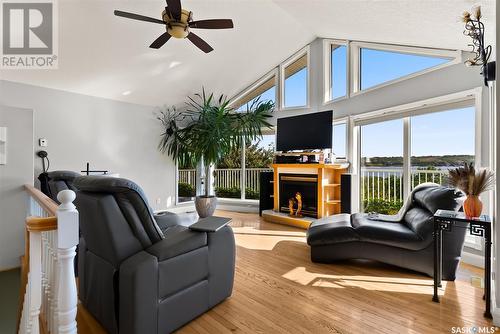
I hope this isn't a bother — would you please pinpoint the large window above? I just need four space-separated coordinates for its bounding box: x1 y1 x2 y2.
360 48 450 90
357 102 476 216
330 45 347 100
283 53 308 108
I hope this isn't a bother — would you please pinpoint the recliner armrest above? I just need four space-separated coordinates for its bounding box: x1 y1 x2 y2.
154 211 199 232
146 228 207 261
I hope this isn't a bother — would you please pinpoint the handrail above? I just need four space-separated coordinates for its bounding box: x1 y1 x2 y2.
26 216 57 232
24 184 57 216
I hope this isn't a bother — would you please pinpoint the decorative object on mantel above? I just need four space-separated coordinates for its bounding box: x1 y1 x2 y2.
461 6 495 85
157 89 274 217
447 162 494 218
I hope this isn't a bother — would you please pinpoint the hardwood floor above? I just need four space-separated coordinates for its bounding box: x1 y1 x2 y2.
77 210 496 334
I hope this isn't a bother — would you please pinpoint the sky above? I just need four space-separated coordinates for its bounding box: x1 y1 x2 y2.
243 48 474 158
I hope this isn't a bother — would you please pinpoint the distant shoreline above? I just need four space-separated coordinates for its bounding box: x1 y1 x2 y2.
361 154 473 167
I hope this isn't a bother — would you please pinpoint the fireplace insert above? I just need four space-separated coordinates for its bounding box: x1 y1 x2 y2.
279 173 318 218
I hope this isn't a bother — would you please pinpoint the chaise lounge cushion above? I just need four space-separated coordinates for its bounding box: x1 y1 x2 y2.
306 214 359 245
351 213 426 250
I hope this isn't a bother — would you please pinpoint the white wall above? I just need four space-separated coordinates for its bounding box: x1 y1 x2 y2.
0 105 33 270
0 80 177 212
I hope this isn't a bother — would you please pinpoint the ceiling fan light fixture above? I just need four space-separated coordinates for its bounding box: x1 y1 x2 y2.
162 9 191 39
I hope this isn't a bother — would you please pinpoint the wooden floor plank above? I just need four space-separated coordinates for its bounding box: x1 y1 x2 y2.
76 210 497 334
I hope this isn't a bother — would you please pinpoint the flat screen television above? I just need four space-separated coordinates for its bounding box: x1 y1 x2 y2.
276 111 333 152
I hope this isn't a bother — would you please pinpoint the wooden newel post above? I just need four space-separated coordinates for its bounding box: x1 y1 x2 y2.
56 190 79 334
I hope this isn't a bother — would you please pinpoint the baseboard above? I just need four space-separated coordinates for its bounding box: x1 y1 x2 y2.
461 250 484 268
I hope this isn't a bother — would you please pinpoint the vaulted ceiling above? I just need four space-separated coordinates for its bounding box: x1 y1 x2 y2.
0 0 495 107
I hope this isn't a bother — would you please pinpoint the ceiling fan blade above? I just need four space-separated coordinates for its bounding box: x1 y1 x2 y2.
114 10 165 25
187 32 213 53
189 19 234 29
150 32 172 49
166 0 182 20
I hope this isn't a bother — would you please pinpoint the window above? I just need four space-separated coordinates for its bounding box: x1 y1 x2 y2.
360 48 450 90
283 53 308 108
356 100 478 234
245 134 275 199
214 133 275 200
234 75 276 111
177 160 197 203
360 119 404 214
411 107 475 188
333 122 347 159
330 45 347 100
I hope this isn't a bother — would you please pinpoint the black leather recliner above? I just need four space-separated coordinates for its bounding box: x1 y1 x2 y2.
74 176 235 334
44 170 80 202
307 184 465 280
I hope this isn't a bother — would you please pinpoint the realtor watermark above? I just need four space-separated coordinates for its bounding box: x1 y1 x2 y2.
1 0 58 69
451 326 498 333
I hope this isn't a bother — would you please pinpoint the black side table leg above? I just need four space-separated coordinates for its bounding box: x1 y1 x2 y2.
438 228 442 287
484 226 492 318
433 220 440 303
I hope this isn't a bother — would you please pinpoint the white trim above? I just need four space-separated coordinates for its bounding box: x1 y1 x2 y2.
323 39 349 103
280 45 310 110
350 41 462 95
352 88 482 125
403 117 411 201
333 118 348 160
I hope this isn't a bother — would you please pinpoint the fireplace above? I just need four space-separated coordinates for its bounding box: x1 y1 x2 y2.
279 173 318 218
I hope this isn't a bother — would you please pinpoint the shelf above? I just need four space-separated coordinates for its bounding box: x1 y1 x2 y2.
324 200 341 205
323 183 340 187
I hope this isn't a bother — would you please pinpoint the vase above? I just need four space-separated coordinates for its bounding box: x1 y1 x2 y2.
463 195 482 218
195 195 217 218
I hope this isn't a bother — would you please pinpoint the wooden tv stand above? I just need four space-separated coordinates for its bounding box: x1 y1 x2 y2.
262 163 348 229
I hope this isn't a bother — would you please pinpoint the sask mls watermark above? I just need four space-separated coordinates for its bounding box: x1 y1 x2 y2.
1 0 58 69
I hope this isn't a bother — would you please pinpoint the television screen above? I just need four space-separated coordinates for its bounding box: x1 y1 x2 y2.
276 111 333 152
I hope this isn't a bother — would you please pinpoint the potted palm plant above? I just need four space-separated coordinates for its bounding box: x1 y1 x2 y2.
448 162 494 218
158 89 274 217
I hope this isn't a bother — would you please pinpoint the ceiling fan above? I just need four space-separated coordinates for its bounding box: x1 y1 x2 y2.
114 0 234 53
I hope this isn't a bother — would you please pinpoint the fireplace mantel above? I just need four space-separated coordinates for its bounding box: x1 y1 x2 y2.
262 163 349 229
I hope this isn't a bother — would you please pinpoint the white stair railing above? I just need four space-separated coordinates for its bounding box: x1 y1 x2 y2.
19 185 79 334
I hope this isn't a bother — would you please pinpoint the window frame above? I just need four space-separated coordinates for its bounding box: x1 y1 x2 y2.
229 68 279 111
333 118 348 161
350 41 462 96
279 46 311 111
323 39 350 104
352 88 483 250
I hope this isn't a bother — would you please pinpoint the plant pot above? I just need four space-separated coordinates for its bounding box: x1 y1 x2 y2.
195 196 217 218
464 195 482 218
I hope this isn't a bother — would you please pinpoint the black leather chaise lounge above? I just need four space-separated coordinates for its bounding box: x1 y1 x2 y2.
74 176 235 334
307 184 465 280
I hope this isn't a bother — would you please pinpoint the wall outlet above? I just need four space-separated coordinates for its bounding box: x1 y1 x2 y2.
39 138 47 147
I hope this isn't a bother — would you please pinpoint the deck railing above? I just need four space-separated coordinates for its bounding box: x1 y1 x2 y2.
18 185 79 334
179 168 272 193
361 168 448 203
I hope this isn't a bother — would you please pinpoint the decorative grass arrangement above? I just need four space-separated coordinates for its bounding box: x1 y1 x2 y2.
448 162 494 217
